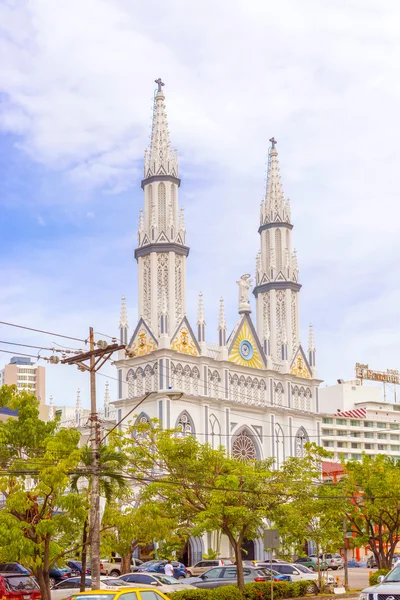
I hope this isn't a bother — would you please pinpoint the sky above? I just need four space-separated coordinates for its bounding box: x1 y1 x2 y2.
1 0 400 409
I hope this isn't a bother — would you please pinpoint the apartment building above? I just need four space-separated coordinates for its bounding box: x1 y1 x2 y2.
320 380 400 461
0 356 48 419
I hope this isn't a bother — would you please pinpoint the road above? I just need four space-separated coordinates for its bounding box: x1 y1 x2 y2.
330 567 375 591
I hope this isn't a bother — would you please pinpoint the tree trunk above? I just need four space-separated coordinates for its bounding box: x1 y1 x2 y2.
80 518 88 592
121 553 133 575
232 540 245 591
35 568 51 600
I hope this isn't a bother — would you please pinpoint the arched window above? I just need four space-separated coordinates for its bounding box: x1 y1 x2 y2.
305 388 312 411
275 423 285 468
184 365 191 394
253 378 259 405
275 229 282 272
144 365 152 392
209 414 221 450
158 182 166 232
265 230 270 271
176 411 195 437
295 427 309 458
260 380 266 405
274 382 284 407
292 385 299 410
231 374 239 402
127 369 135 399
134 411 150 426
239 376 246 403
232 428 260 461
192 367 200 395
136 367 143 396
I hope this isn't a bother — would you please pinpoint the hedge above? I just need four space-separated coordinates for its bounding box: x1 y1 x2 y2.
369 569 390 586
167 580 311 600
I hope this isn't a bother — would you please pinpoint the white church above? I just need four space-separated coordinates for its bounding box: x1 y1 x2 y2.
113 79 323 562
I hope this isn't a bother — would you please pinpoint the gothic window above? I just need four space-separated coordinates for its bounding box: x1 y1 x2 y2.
275 229 282 272
239 376 246 403
295 427 309 458
275 423 285 469
209 413 221 450
274 382 284 407
299 386 305 410
157 253 169 336
265 230 270 271
276 290 286 359
285 229 290 253
134 412 150 426
184 365 191 394
148 184 153 228
291 292 297 352
175 255 183 326
192 367 200 395
246 377 253 405
158 182 166 232
176 411 195 437
292 385 299 410
305 388 312 411
263 293 271 339
144 365 152 392
127 369 135 399
231 374 239 402
260 380 266 406
143 256 151 324
174 363 183 390
136 367 143 396
171 184 177 224
232 428 259 461
253 378 259 405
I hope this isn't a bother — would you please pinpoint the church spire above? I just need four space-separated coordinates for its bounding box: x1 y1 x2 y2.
119 296 128 345
308 323 316 373
144 78 178 179
75 388 81 425
48 395 54 421
104 381 110 418
261 138 291 225
218 297 227 346
197 292 206 343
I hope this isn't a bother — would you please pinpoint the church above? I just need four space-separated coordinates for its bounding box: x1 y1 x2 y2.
113 79 323 562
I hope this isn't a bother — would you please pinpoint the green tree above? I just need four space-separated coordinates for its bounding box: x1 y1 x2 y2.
70 443 129 588
0 386 85 600
341 454 400 568
122 421 326 591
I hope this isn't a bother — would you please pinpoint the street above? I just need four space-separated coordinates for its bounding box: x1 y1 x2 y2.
331 568 376 591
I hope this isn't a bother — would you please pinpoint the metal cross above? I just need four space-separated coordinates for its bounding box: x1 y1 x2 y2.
155 78 165 92
269 137 277 149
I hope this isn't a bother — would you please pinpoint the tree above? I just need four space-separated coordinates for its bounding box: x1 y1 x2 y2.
0 386 85 600
122 421 327 591
341 454 400 568
70 443 129 588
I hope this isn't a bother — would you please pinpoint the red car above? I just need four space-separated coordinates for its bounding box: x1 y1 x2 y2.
0 573 41 600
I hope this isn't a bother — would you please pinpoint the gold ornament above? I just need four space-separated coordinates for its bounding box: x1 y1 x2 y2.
171 327 199 356
290 353 311 379
131 328 157 357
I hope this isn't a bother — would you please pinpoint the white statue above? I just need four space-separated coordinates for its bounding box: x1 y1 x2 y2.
236 274 252 313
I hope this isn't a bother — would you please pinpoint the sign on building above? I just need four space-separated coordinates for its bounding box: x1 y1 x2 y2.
355 363 399 385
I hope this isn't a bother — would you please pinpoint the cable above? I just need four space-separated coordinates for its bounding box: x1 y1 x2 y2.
0 321 86 343
0 348 40 359
0 340 81 354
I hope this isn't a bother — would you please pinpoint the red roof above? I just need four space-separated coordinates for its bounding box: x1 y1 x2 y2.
334 408 366 418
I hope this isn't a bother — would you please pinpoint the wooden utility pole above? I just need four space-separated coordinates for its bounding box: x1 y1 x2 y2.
62 329 125 590
343 516 349 590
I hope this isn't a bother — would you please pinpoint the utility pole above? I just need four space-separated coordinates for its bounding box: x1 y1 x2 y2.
62 329 125 590
343 516 349 590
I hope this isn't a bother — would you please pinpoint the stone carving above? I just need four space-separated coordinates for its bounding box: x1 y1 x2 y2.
236 274 252 313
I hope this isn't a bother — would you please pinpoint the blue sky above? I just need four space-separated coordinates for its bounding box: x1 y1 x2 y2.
1 0 400 408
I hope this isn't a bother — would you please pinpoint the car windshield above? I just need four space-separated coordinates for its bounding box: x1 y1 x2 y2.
4 577 39 591
295 565 311 573
152 576 177 584
71 596 116 600
383 567 400 582
102 579 129 587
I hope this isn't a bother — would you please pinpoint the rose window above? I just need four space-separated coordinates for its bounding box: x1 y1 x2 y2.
232 432 257 461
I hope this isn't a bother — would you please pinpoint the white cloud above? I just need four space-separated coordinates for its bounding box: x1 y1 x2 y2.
1 0 400 395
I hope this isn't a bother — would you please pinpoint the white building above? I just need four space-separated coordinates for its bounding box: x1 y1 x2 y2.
320 380 400 461
112 80 324 563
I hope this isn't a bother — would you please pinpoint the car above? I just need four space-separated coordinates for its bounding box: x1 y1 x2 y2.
0 573 41 600
67 561 91 576
366 555 377 569
0 563 31 575
186 559 233 577
271 563 335 593
101 558 144 577
51 576 135 600
309 553 343 570
359 563 400 600
294 557 328 571
137 561 188 579
347 559 366 568
68 586 170 600
49 565 74 587
119 573 196 592
185 565 288 589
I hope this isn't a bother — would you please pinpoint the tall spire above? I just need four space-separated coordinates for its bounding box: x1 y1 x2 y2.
48 395 54 421
261 139 291 225
119 296 128 345
144 79 178 179
75 388 81 425
308 323 317 373
197 292 206 344
218 297 227 347
104 381 110 418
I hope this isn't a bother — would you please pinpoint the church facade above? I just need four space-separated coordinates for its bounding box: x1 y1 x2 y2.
113 80 323 562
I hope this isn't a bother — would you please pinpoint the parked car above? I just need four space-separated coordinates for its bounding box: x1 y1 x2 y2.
0 573 41 600
186 565 289 589
359 563 400 600
67 561 91 575
100 558 144 577
271 563 334 593
51 576 134 600
137 561 188 579
309 553 343 570
0 564 31 575
366 555 377 569
347 559 366 568
294 557 325 571
49 565 74 587
186 559 233 577
119 573 196 592
70 587 170 600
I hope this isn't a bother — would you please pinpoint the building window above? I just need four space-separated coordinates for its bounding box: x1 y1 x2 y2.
337 442 347 448
295 427 309 458
364 443 374 450
350 420 360 427
323 441 334 448
350 432 361 438
364 421 373 428
391 445 400 451
351 454 362 460
364 432 374 439
378 433 387 440
378 444 387 451
338 430 348 437
391 435 399 440
351 442 360 449
336 418 347 425
322 418 333 424
232 430 258 461
377 423 387 429
322 429 334 436
390 424 399 430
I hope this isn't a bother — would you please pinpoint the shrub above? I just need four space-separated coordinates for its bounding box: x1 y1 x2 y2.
369 569 390 586
212 585 243 600
291 581 310 597
166 590 212 600
243 581 309 600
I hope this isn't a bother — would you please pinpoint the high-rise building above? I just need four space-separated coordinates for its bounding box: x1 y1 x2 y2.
0 356 46 404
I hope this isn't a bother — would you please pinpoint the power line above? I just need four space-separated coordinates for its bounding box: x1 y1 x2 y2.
0 339 81 354
0 321 86 343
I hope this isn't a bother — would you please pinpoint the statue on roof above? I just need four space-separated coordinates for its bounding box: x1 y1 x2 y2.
237 274 252 314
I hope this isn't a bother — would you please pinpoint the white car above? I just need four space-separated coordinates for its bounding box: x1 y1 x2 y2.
272 563 335 593
118 573 196 592
51 576 136 600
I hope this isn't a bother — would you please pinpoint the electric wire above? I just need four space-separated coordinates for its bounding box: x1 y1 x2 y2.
0 320 86 343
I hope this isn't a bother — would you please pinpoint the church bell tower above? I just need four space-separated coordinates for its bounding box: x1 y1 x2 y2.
135 79 189 338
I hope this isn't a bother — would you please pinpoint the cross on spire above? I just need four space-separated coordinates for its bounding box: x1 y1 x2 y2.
155 78 165 93
269 137 277 149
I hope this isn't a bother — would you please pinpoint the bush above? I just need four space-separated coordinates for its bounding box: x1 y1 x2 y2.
166 590 212 600
212 585 243 600
243 581 310 600
369 569 390 586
